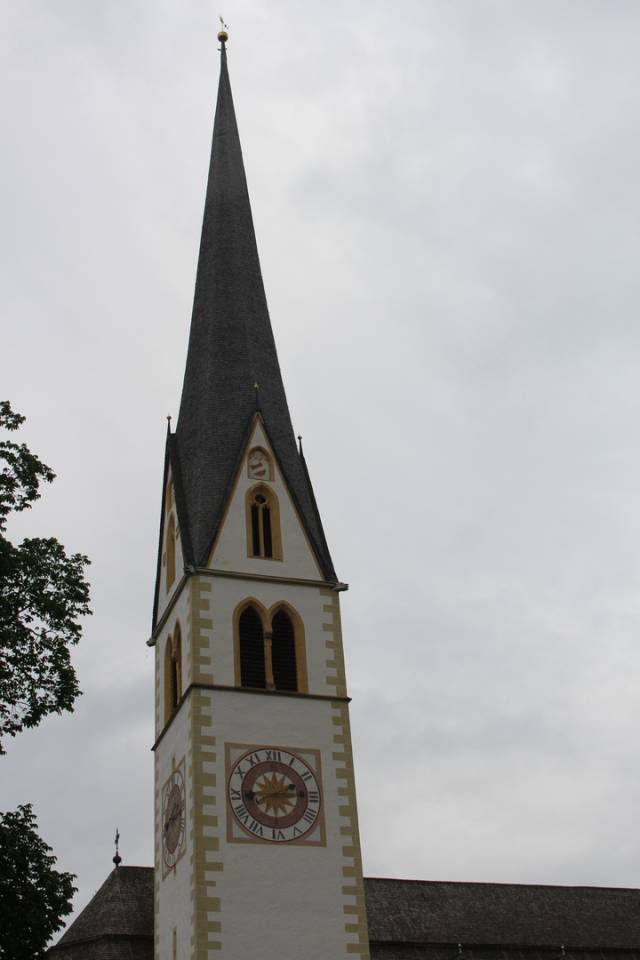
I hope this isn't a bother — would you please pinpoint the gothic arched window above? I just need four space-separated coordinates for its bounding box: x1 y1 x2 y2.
246 485 281 560
172 625 182 708
166 512 176 590
239 606 266 689
271 609 298 692
234 602 307 694
164 624 182 722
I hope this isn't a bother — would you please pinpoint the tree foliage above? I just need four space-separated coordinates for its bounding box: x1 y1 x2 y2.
0 803 76 960
0 401 91 752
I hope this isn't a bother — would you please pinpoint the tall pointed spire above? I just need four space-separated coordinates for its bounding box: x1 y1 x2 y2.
173 35 335 579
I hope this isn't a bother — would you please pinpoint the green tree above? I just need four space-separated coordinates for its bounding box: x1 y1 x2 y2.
0 400 91 753
0 803 76 960
0 402 90 952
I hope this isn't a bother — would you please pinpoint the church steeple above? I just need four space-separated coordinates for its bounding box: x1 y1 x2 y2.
153 37 369 960
172 37 335 580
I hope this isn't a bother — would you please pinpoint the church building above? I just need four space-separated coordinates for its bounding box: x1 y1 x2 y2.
49 30 640 960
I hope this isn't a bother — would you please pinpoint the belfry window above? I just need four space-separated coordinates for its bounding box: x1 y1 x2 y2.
164 625 182 722
239 606 266 689
271 610 297 692
246 485 281 560
235 603 306 694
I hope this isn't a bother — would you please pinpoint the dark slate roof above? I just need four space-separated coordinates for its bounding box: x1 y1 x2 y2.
48 866 153 960
151 430 195 629
49 869 640 959
173 41 335 579
365 877 640 956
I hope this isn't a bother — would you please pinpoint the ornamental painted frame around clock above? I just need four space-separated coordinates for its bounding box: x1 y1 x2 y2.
225 742 326 846
161 758 187 876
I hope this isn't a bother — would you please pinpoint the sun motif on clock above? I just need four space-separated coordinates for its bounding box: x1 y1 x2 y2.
161 760 186 874
226 743 325 845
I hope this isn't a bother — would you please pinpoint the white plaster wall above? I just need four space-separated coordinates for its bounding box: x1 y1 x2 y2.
155 581 196 958
206 689 355 959
203 576 341 697
209 419 322 581
155 702 193 960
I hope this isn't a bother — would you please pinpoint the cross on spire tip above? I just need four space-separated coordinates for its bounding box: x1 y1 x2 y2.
113 828 122 868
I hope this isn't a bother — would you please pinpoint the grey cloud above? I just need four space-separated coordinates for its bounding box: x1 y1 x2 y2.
3 0 640 931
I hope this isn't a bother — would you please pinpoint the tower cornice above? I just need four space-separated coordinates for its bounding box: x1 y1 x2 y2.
151 682 351 752
148 565 345 646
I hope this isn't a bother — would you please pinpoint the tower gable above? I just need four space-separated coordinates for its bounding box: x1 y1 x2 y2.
208 416 323 580
152 435 192 629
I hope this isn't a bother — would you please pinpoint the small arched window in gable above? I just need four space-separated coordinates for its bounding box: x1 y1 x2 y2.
239 606 266 689
246 485 281 561
165 513 176 591
164 625 182 722
271 609 298 692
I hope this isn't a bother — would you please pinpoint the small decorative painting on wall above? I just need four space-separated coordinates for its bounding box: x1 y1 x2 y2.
248 447 272 481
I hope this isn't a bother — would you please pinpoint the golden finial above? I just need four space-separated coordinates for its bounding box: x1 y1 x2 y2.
218 15 229 43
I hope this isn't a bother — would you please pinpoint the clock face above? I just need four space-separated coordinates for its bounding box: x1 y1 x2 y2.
226 744 324 845
162 763 186 871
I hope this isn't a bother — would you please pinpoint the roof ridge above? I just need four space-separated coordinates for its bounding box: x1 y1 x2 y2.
365 876 640 892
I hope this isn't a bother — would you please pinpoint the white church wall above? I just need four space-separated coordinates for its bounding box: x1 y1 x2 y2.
200 575 343 697
201 688 363 958
155 701 193 960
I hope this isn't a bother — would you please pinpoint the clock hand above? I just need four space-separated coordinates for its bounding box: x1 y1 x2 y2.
165 804 181 830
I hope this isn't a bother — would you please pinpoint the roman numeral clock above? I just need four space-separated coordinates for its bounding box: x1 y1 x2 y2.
226 744 324 845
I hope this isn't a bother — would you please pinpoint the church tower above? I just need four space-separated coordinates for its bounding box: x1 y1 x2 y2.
150 30 370 960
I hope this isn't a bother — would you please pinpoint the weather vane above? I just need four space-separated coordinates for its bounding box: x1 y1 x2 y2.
218 15 229 43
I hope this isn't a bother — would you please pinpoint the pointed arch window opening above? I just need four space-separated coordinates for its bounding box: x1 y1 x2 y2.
239 606 266 689
170 657 179 710
271 610 297 692
237 605 304 694
246 486 281 561
164 626 183 723
251 493 272 558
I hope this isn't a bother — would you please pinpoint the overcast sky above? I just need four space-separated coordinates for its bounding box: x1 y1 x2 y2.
3 0 640 937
